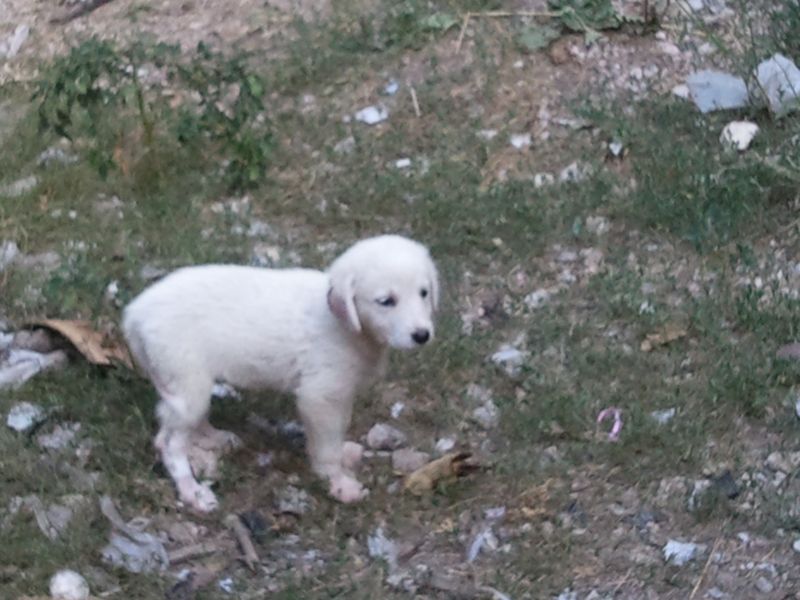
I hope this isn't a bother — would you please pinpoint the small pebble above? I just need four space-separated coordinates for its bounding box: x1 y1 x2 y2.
49 569 90 600
366 423 407 450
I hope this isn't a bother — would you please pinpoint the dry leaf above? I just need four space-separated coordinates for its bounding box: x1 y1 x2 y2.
28 319 133 368
403 452 478 495
640 324 687 352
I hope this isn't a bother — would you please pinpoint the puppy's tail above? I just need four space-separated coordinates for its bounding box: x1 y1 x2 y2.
121 306 153 380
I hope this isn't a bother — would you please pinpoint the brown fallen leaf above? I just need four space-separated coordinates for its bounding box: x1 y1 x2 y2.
27 319 133 369
403 452 479 495
640 324 688 352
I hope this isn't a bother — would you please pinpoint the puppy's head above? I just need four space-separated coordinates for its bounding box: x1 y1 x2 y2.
327 235 439 350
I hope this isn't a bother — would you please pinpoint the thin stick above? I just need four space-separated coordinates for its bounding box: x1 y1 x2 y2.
224 514 259 571
168 542 221 564
51 0 116 24
469 10 560 18
410 87 421 118
455 13 471 53
689 537 722 600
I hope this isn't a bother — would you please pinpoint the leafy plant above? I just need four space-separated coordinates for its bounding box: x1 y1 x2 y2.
33 38 273 191
517 24 561 52
380 1 459 49
548 0 620 31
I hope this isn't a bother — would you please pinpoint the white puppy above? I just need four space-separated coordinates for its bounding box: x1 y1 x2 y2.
122 235 438 512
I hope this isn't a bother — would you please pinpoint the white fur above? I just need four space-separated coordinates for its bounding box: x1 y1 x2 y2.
122 235 438 512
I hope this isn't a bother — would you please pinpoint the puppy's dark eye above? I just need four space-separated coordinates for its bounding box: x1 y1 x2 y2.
377 296 397 307
420 289 428 299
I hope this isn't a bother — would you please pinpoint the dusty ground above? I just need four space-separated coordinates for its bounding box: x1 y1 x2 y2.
2 0 800 599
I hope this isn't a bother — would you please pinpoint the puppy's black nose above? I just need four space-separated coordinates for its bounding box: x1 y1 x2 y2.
412 329 430 345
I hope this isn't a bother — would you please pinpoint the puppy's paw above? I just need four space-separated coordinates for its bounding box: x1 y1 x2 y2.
178 480 219 513
329 474 369 504
341 441 364 472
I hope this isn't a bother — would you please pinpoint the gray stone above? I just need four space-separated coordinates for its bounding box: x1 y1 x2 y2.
366 423 407 450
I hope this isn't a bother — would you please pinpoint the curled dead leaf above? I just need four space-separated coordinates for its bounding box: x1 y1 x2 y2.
403 452 479 495
640 324 687 352
27 319 133 369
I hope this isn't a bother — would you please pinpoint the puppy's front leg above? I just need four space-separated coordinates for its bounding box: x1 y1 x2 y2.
296 392 368 503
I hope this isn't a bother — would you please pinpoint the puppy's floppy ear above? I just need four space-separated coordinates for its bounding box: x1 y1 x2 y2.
327 272 362 332
428 258 440 311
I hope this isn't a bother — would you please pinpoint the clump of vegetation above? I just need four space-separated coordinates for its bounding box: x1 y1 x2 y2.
34 38 273 191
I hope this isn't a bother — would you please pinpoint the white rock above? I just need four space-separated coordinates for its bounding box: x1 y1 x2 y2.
650 408 676 425
7 401 46 432
559 161 591 183
510 133 531 149
0 24 30 59
490 345 527 376
275 485 311 515
384 80 399 95
586 215 610 235
686 70 749 113
49 569 90 600
218 577 235 593
658 41 681 56
671 83 690 99
754 576 773 594
0 240 19 271
608 140 624 157
663 539 705 565
472 400 499 429
366 423 407 450
765 451 795 473
104 280 119 301
394 158 412 169
755 54 800 115
390 401 405 419
368 527 398 569
524 288 551 309
355 105 389 125
467 527 498 562
38 147 79 167
534 173 555 188
720 121 759 151
435 437 456 454
37 422 81 450
792 538 800 553
0 175 38 198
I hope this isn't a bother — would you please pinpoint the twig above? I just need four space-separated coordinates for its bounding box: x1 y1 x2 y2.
410 87 421 118
689 536 722 600
50 0 116 24
224 514 259 571
468 10 560 18
455 13 471 52
168 542 221 564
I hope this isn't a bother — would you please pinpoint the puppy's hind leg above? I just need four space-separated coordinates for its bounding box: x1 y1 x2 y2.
155 377 219 512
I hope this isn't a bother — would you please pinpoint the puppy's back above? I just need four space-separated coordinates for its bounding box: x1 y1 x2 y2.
123 265 335 387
